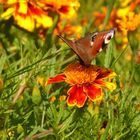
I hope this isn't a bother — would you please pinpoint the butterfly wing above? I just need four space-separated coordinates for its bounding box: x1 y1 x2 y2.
58 35 91 65
58 28 116 66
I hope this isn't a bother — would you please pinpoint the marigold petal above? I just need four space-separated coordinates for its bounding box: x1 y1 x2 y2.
36 14 53 28
107 72 117 79
83 84 102 101
2 0 17 4
1 7 15 19
97 69 116 79
16 14 34 31
47 74 66 85
18 2 28 14
95 80 116 91
67 85 87 108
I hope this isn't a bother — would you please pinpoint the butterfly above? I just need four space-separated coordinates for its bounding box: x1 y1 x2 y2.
58 28 116 66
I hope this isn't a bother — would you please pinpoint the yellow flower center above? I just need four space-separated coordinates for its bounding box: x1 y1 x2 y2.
64 62 99 85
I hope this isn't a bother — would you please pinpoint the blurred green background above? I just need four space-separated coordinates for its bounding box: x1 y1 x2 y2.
0 0 140 139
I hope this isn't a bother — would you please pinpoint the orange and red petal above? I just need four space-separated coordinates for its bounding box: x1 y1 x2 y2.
29 3 53 28
47 74 66 85
0 0 7 3
95 79 116 91
67 85 87 108
83 84 102 101
96 69 116 79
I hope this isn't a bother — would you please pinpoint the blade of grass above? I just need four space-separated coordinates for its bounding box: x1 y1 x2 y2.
0 53 6 74
104 40 113 68
5 49 61 80
58 110 76 134
103 0 116 29
111 45 128 68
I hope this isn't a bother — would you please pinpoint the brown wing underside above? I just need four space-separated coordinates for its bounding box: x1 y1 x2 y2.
58 35 91 65
58 28 116 66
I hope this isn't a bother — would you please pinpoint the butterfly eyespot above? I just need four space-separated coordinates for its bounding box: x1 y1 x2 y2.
104 32 114 44
90 41 94 47
91 32 98 42
99 48 102 52
90 33 98 47
107 36 112 40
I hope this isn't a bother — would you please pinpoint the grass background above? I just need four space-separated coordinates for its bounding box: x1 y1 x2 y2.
0 0 140 139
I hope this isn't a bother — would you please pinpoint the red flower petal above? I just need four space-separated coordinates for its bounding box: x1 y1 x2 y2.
67 85 87 108
47 74 66 85
83 84 102 101
58 6 69 14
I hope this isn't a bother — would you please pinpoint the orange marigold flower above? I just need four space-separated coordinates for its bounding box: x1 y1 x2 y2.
93 7 107 27
92 1 140 49
116 12 140 35
47 62 116 108
49 96 56 103
54 22 82 38
38 0 80 20
0 0 53 31
59 95 66 101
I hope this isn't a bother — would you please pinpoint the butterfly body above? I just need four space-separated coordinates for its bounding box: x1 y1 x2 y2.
58 29 116 66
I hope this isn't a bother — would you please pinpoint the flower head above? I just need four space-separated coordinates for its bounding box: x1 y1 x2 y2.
47 62 116 108
116 12 140 35
38 0 80 19
54 22 82 38
92 0 140 50
0 0 53 31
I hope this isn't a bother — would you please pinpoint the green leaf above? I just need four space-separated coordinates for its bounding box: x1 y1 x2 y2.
111 45 128 68
104 40 113 68
0 53 6 74
58 110 76 134
32 86 41 105
103 0 116 28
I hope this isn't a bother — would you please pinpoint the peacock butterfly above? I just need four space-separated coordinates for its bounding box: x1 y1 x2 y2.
58 28 116 66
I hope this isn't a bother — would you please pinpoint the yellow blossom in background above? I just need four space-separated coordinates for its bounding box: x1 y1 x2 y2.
116 12 140 49
93 0 139 33
92 0 140 49
116 12 140 35
59 95 66 101
0 0 80 35
120 0 131 7
36 76 46 86
38 0 80 37
115 0 140 35
38 0 80 20
49 96 56 103
0 0 53 31
116 3 135 18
